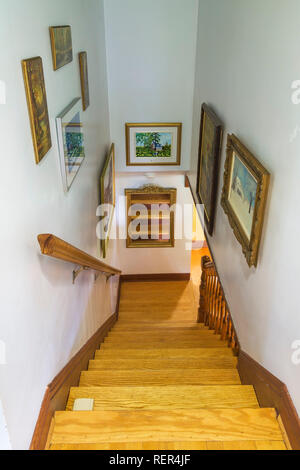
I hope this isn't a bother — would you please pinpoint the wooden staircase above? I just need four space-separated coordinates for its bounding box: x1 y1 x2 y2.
48 280 287 450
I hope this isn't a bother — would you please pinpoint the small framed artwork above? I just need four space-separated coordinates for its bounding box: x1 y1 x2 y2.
22 56 52 164
100 144 116 258
49 25 73 70
79 52 90 111
221 134 270 267
126 123 182 166
196 104 223 236
56 98 85 192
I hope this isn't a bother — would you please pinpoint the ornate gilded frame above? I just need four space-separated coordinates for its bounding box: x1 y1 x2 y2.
22 57 52 164
125 185 177 248
100 144 116 258
79 52 90 111
221 134 270 267
196 104 223 236
125 123 182 166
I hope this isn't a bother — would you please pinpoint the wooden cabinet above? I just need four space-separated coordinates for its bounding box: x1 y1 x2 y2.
125 185 177 248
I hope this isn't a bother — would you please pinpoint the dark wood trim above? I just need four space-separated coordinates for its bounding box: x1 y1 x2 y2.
121 273 191 282
30 312 118 450
238 351 300 450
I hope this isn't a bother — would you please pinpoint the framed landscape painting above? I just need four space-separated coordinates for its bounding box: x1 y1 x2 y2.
196 104 223 235
126 123 182 166
79 52 90 111
221 134 270 267
22 56 52 164
100 144 116 258
56 98 85 192
50 26 73 70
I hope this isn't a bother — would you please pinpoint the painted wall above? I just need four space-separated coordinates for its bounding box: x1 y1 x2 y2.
104 0 199 172
0 0 116 449
189 0 300 415
109 173 194 275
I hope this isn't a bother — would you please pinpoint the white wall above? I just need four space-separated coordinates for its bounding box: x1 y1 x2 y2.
0 0 116 449
0 400 11 451
104 0 199 172
110 173 193 274
189 0 300 415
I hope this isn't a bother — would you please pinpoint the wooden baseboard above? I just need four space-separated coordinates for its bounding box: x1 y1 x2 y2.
30 312 118 450
121 273 191 282
238 351 300 450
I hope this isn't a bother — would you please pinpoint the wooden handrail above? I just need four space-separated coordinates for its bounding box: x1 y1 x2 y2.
38 234 121 278
198 255 239 356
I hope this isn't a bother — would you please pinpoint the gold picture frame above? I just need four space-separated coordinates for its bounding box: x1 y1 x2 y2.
126 123 182 166
49 26 73 71
221 134 270 267
79 52 90 111
22 56 52 164
100 144 116 258
125 185 177 248
197 104 223 236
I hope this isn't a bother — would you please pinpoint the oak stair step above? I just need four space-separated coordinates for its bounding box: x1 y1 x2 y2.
100 339 227 349
106 330 216 340
80 369 242 387
88 357 237 370
95 347 234 360
50 408 283 445
50 441 287 451
67 385 259 411
113 322 206 330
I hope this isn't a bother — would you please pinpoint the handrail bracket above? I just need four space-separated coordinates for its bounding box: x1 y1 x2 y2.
73 266 90 284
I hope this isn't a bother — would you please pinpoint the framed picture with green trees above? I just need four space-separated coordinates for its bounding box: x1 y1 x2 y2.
126 123 182 166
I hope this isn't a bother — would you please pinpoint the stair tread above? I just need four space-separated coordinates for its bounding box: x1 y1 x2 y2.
67 385 259 411
101 340 229 349
95 347 234 359
50 440 286 450
113 323 206 330
106 330 217 340
80 369 242 386
89 357 237 370
51 408 283 444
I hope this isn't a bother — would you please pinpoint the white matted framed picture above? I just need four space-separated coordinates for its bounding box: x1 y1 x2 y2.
56 98 85 192
125 123 182 166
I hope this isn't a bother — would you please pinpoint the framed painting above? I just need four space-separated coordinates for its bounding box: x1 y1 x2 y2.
22 56 52 164
196 104 223 235
221 134 270 267
49 26 73 70
100 144 116 258
56 98 85 192
79 52 90 111
126 123 182 166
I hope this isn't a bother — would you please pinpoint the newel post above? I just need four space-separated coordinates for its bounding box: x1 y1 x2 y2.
198 256 211 323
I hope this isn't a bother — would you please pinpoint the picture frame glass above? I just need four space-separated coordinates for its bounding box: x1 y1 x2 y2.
56 98 85 192
196 104 222 236
198 112 216 221
50 26 73 70
228 151 258 241
126 124 181 166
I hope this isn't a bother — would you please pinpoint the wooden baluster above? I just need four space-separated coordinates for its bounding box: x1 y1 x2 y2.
221 306 229 341
198 257 210 323
227 318 233 347
215 293 223 335
220 299 227 335
205 275 214 326
209 275 216 329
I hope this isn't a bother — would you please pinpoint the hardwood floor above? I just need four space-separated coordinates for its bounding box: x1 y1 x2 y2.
48 275 286 451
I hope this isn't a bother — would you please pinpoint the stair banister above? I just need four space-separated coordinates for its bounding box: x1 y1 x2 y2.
198 255 239 356
38 234 121 283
